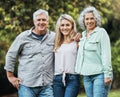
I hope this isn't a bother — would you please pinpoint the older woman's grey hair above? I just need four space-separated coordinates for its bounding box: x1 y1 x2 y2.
78 6 101 30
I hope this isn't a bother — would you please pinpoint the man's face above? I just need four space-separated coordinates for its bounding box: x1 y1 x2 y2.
33 13 48 34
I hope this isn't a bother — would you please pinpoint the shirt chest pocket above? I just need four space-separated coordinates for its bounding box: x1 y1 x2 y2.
22 43 37 55
84 41 99 51
43 43 54 53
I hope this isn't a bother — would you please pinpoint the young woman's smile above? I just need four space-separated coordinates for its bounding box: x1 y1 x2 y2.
60 19 72 36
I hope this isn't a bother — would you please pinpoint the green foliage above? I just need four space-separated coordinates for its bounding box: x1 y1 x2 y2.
0 0 120 89
78 89 120 97
102 0 120 42
111 39 120 88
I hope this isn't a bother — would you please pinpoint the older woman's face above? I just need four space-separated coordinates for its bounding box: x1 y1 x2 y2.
84 12 96 31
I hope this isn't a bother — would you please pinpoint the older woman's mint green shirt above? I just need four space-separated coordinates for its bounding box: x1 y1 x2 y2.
75 27 113 79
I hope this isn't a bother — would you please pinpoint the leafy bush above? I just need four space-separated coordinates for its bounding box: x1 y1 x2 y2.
111 39 120 88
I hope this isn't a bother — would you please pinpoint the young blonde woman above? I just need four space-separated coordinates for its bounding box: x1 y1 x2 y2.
53 14 80 97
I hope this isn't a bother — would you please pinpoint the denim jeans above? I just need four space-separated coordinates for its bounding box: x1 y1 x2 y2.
18 84 54 97
53 74 80 97
83 73 111 97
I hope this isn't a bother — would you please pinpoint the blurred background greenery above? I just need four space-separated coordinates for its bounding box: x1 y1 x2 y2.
0 0 120 96
78 89 120 97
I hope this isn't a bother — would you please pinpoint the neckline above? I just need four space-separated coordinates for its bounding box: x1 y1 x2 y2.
62 41 74 45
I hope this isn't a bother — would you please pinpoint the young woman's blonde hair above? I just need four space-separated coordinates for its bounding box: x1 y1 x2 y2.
54 14 77 52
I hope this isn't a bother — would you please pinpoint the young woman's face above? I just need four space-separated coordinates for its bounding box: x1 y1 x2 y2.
59 19 72 36
84 12 96 31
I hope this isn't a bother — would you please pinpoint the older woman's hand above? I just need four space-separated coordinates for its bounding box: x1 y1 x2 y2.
105 78 112 86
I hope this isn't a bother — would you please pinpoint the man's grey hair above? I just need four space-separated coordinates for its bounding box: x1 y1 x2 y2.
33 9 49 20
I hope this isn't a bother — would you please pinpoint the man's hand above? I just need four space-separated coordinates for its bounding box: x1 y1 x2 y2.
8 76 22 89
7 71 22 89
73 33 82 42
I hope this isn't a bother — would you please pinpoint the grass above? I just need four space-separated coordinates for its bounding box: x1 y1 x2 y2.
77 89 120 97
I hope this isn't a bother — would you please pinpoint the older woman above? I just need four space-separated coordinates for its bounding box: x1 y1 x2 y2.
75 6 113 97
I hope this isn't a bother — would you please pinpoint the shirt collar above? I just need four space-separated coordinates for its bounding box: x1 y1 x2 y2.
82 26 100 37
27 26 50 36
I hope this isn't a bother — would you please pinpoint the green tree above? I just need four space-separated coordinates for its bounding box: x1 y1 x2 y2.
0 0 120 90
112 39 120 88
